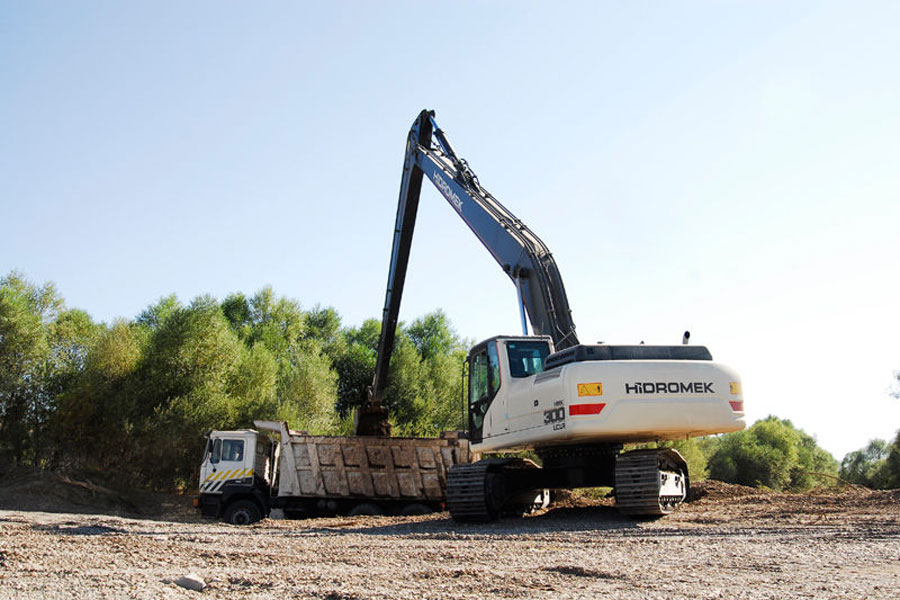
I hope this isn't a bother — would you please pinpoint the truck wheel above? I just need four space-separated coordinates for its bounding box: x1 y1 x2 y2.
348 503 383 516
400 503 432 516
223 500 262 525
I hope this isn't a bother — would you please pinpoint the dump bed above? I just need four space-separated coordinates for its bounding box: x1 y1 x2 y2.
255 421 475 506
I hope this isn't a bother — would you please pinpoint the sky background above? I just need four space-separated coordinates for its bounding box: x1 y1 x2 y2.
2 1 898 460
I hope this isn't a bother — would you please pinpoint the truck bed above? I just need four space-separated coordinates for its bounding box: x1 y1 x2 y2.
255 422 476 509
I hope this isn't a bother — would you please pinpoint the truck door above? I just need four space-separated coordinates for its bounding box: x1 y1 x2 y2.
201 436 250 493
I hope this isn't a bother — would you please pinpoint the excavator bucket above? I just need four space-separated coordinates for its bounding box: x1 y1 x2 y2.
354 405 392 437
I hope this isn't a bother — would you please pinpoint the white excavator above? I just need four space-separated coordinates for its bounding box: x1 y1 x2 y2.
358 110 745 521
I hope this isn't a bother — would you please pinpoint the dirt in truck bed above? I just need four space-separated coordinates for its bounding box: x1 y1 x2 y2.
0 472 898 599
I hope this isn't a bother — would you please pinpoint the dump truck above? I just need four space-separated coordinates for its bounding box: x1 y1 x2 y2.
195 421 476 524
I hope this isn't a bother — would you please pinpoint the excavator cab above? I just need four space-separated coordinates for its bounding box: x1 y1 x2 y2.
466 336 553 443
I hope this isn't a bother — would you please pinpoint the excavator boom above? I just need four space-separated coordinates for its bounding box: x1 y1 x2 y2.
356 110 579 436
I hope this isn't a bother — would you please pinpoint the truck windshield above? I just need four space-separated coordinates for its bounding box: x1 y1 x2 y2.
506 340 550 378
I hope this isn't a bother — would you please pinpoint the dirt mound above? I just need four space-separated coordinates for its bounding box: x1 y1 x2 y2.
0 468 195 520
551 488 613 508
687 479 766 502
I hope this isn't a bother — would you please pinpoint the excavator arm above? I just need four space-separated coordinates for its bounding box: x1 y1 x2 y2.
356 110 579 436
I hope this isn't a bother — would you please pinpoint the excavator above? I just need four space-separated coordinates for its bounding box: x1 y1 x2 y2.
358 110 745 520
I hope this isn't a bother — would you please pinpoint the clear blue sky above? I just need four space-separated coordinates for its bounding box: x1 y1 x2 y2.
3 1 898 460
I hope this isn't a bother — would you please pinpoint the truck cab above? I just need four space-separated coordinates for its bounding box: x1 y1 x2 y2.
195 429 274 524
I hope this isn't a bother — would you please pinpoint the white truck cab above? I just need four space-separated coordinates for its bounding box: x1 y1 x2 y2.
195 429 274 524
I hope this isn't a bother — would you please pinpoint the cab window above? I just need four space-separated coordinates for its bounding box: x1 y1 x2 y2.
470 352 489 405
488 342 501 390
222 439 244 462
506 340 550 378
468 340 501 436
210 438 222 464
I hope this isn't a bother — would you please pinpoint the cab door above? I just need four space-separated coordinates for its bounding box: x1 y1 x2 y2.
200 436 250 493
468 340 505 443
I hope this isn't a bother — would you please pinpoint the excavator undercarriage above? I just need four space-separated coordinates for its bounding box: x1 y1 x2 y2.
447 446 690 521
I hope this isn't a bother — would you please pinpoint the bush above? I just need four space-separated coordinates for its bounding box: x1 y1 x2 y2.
842 431 900 489
707 416 838 492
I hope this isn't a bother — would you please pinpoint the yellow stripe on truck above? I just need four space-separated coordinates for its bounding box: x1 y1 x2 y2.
207 468 253 487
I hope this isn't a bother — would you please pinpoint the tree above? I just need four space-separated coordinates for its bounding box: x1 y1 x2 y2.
883 430 900 489
407 310 458 360
333 319 380 417
0 272 64 465
385 335 428 436
333 337 376 417
40 309 103 463
246 286 305 359
228 342 278 428
220 292 252 340
276 340 339 434
840 439 890 488
707 416 839 491
54 320 147 472
330 311 467 434
419 347 468 433
304 305 346 361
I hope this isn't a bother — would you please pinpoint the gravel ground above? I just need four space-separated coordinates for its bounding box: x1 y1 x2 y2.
1 482 898 599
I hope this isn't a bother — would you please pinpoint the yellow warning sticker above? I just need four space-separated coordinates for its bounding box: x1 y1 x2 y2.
577 382 603 397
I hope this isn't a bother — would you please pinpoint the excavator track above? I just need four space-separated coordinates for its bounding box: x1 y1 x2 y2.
446 461 499 522
614 448 689 517
447 457 545 522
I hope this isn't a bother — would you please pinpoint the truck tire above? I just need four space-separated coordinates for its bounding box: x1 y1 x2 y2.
223 499 262 525
348 503 383 516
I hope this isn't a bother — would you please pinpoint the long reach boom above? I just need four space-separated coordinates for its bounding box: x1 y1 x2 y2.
357 110 578 436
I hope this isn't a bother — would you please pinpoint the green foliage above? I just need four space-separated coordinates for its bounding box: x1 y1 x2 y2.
0 272 61 465
407 309 457 360
304 305 346 360
245 286 305 358
14 269 891 499
707 416 838 491
54 320 147 466
333 337 376 416
841 433 900 489
385 313 466 436
136 294 181 330
229 343 278 427
665 438 710 481
276 341 339 434
884 430 900 489
385 336 428 436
